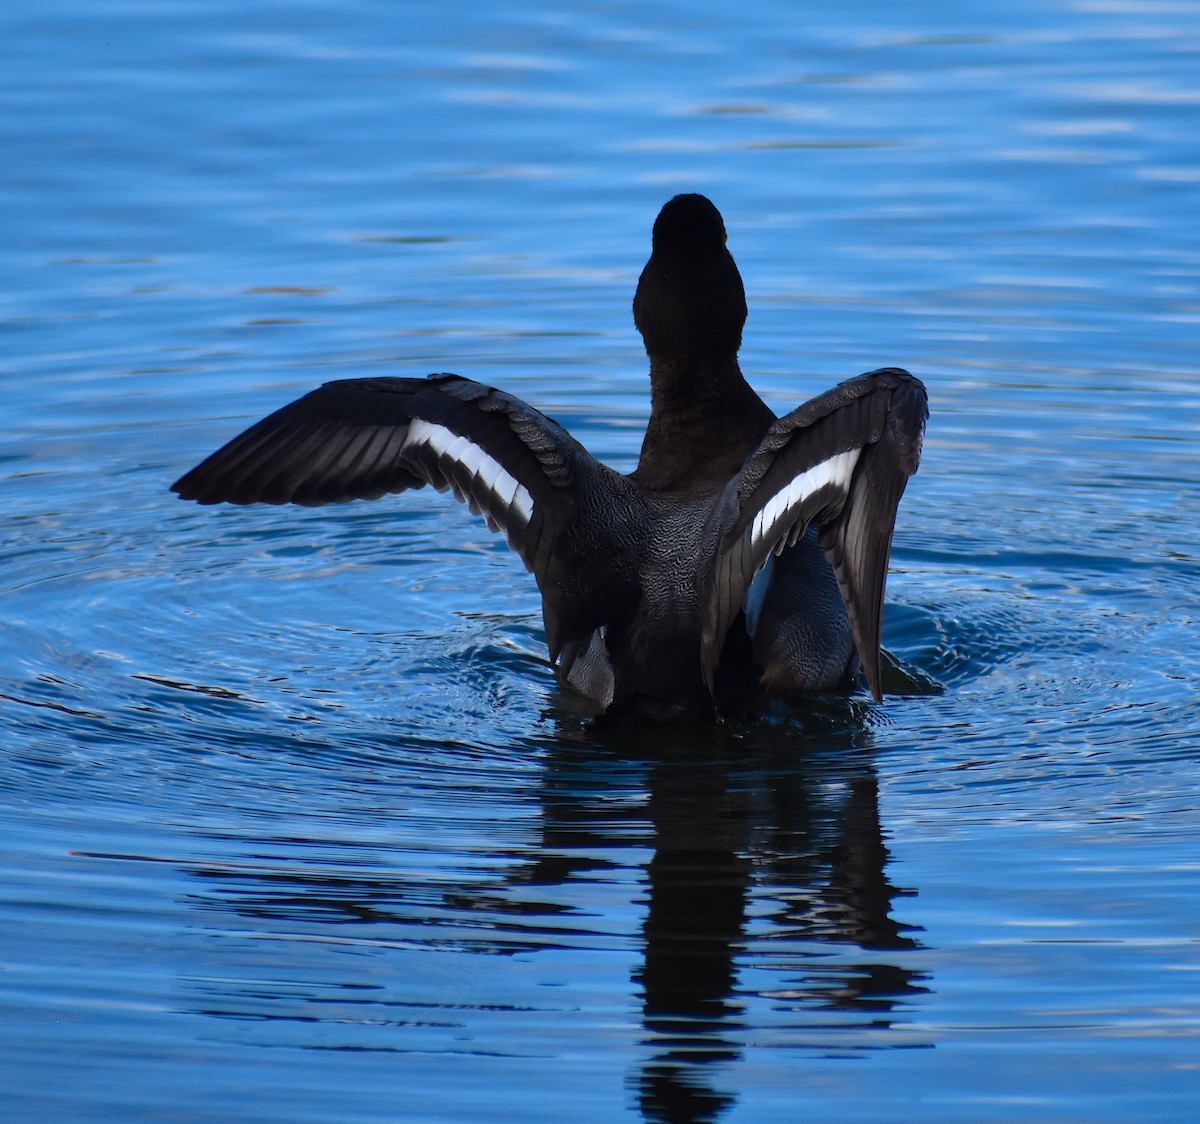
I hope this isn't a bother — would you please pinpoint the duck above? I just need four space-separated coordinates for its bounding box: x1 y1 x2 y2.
172 194 927 721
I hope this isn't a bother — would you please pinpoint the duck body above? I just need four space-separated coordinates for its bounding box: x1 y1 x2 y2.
173 195 927 721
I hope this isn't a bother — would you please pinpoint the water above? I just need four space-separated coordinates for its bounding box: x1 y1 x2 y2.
2 0 1199 1119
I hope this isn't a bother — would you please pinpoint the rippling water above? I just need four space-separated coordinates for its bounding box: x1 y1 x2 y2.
3 0 1199 1120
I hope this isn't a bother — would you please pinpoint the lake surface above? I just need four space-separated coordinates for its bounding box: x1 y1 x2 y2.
2 0 1199 1119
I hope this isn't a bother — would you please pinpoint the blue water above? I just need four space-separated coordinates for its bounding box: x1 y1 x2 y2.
3 0 1199 1120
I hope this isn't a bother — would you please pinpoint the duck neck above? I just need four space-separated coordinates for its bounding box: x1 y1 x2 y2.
633 354 775 493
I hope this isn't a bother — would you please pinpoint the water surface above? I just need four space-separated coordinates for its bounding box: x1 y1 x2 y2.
2 1 1199 1120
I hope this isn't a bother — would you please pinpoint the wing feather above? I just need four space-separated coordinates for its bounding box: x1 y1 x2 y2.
701 367 927 699
171 374 625 611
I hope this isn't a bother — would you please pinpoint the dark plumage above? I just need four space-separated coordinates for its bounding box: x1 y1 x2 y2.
172 194 927 721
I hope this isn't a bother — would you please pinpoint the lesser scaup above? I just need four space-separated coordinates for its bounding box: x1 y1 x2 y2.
173 194 927 720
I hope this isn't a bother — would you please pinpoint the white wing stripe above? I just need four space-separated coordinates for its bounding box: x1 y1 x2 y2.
405 420 535 524
749 448 861 550
477 455 505 499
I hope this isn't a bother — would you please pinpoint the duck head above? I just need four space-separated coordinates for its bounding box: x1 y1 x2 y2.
632 194 748 368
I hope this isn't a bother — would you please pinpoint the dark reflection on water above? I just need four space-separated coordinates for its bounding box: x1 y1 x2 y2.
623 727 925 1123
147 713 927 1124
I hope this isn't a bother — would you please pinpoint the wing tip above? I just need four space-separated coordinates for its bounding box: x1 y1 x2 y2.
170 474 209 504
864 665 884 702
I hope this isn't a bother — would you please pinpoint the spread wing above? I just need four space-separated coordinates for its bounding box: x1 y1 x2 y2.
171 373 640 669
701 367 927 700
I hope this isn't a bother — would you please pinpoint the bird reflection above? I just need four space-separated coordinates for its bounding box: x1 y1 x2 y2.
170 704 925 1124
635 745 751 1123
537 715 924 1124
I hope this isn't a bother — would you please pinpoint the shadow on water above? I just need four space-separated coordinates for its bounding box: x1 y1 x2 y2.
152 700 927 1124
